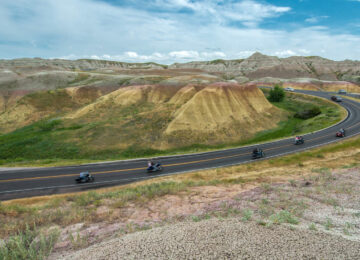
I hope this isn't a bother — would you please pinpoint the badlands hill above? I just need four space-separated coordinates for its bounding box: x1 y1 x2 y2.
57 83 285 149
0 81 288 158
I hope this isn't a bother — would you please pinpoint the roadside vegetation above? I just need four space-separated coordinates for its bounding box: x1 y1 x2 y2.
1 134 359 258
242 89 345 145
268 84 285 102
0 225 59 260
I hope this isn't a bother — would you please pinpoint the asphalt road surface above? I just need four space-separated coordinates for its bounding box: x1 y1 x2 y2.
1 90 360 200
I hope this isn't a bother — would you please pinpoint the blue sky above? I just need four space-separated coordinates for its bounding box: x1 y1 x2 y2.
0 0 359 63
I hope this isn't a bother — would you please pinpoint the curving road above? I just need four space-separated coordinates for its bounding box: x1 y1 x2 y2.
1 90 360 201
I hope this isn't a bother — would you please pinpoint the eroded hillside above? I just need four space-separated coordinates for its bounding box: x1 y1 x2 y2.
62 83 286 150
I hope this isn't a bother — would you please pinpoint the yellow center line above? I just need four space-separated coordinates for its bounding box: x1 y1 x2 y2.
0 167 147 183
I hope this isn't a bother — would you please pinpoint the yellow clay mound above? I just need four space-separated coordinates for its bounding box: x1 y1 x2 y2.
65 86 103 104
68 85 181 119
165 83 284 135
0 86 105 133
0 103 39 133
168 84 201 105
65 83 286 148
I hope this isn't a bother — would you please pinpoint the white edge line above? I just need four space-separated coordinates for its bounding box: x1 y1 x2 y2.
1 131 359 195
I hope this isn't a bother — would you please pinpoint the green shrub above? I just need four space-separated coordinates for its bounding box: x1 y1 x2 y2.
268 85 285 102
0 225 59 260
269 210 299 225
36 120 62 132
241 209 253 221
294 106 321 119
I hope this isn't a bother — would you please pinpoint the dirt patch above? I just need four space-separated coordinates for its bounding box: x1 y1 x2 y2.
50 167 360 259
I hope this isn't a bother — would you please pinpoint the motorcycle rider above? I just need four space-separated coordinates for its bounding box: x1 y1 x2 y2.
295 136 304 143
148 160 155 170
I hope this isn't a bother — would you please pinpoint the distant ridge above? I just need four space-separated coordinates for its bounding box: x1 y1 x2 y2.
0 53 359 83
169 53 360 84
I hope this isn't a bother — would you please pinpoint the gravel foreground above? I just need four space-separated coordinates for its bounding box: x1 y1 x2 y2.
59 218 360 260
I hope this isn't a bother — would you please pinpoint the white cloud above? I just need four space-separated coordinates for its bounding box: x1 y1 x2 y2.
124 52 139 58
0 0 359 62
273 50 297 57
90 55 101 60
305 16 329 23
236 51 256 58
200 51 226 59
305 17 319 23
169 51 200 59
152 0 291 26
56 51 229 63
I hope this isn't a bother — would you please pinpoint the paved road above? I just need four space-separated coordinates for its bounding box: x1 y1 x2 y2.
1 90 360 200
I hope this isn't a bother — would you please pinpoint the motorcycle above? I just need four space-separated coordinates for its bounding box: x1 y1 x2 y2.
252 148 265 159
335 129 345 138
75 171 95 183
147 162 163 173
294 136 304 145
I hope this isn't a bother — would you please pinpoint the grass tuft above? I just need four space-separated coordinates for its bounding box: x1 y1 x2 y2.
269 210 299 225
0 225 59 260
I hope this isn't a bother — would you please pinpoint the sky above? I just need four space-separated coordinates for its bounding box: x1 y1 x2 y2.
0 0 360 64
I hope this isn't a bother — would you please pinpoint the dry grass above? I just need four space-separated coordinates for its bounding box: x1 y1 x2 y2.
340 95 360 102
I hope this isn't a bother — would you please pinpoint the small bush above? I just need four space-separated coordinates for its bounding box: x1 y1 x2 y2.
241 209 253 221
309 223 317 231
75 191 102 207
0 225 59 260
294 106 321 119
324 218 334 230
269 210 299 225
192 216 201 222
37 120 62 132
69 232 89 249
268 85 285 102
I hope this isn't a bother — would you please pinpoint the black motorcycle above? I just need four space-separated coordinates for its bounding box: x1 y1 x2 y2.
294 136 304 145
252 148 265 159
75 171 95 183
147 162 163 173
